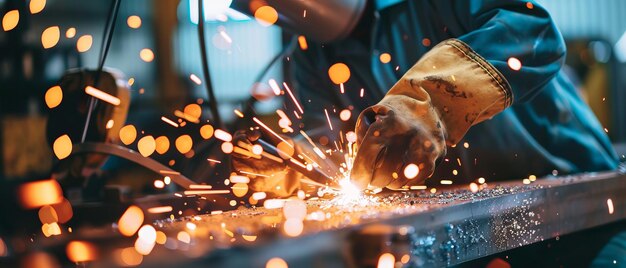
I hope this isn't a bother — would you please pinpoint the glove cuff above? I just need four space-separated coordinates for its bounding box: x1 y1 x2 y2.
384 39 513 145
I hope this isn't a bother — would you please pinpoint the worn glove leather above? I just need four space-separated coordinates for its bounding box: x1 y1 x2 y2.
351 39 512 189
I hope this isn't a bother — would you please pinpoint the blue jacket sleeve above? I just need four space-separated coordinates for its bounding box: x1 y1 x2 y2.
457 0 566 103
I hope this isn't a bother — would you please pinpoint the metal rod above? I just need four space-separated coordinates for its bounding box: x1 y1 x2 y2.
197 0 223 129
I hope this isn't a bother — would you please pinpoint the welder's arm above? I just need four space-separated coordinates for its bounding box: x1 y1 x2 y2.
350 0 566 189
350 39 512 189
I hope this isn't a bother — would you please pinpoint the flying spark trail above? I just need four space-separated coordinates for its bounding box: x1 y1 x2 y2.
324 109 333 131
183 190 230 195
253 117 293 148
283 82 304 114
85 86 120 105
161 116 179 127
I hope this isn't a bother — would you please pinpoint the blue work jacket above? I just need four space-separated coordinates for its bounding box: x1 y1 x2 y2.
291 0 618 183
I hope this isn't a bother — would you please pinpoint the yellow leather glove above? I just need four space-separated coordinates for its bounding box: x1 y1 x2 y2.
350 39 512 189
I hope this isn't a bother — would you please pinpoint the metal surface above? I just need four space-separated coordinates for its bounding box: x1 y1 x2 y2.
71 142 195 189
142 170 626 267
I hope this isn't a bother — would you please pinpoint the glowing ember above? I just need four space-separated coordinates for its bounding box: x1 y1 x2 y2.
155 136 170 154
183 190 230 195
156 231 167 244
328 63 350 84
38 205 58 224
183 103 202 121
379 53 391 64
44 85 63 108
264 199 286 209
200 124 214 139
119 125 137 145
232 183 249 197
268 79 281 95
65 27 76 38
252 192 267 200
377 253 395 268
41 26 60 49
266 258 288 268
177 231 191 244
283 218 303 237
298 35 308 50
324 109 333 131
105 119 114 129
339 109 351 121
153 180 164 188
127 15 142 29
137 136 156 157
147 206 172 214
254 6 278 26
401 254 411 264
403 164 419 179
116 247 143 266
230 175 250 183
30 0 46 14
283 199 307 220
85 86 120 105
134 236 155 255
214 129 232 142
507 57 522 71
51 134 73 161
440 180 453 185
2 10 19 31
139 48 154 62
469 182 479 193
221 142 234 154
76 35 93 52
66 241 97 263
252 144 263 155
118 206 144 237
161 116 179 127
175 135 193 154
607 198 614 214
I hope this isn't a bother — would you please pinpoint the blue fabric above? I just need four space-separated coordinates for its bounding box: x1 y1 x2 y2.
291 0 618 182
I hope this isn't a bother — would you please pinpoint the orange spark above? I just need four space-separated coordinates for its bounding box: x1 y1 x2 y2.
41 26 60 49
2 10 19 31
85 86 120 105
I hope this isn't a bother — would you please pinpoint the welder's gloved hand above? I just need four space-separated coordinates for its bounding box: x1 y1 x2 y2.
351 39 513 189
231 129 302 197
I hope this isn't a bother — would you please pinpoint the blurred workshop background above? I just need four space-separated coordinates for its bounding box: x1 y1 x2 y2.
0 0 625 185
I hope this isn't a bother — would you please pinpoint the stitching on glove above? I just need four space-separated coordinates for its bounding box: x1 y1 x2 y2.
445 39 514 108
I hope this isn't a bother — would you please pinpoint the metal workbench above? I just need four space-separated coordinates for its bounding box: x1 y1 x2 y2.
133 169 626 267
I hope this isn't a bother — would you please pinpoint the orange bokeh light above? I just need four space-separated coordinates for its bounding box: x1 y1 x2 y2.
137 135 156 157
175 135 193 154
328 63 350 84
119 125 137 145
2 10 19 31
45 85 63 109
66 241 98 263
200 124 214 139
118 205 144 237
19 179 63 209
254 6 278 26
155 136 170 154
76 35 93 52
41 26 60 49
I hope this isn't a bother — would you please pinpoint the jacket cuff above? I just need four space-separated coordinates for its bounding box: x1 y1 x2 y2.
384 38 513 145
